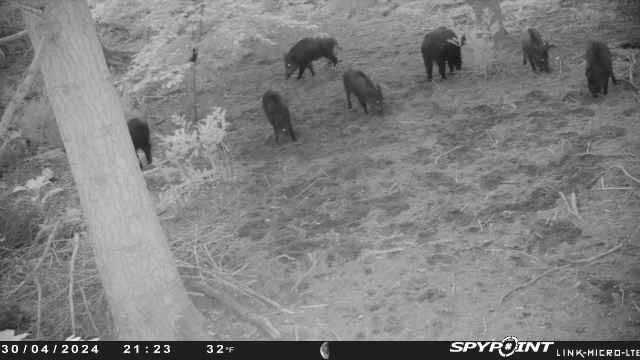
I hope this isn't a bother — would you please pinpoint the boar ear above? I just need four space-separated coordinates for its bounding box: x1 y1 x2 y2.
460 34 466 46
377 83 383 96
446 38 460 47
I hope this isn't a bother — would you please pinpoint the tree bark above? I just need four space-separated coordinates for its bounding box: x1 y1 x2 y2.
23 0 207 340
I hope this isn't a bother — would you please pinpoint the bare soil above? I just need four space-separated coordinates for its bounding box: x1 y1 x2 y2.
184 3 640 340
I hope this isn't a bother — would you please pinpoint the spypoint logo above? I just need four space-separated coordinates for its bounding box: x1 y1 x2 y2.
498 336 518 358
449 336 554 358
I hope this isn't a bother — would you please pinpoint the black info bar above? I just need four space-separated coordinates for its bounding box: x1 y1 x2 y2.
0 340 639 359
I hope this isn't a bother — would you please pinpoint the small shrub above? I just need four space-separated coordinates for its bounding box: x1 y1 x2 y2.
156 108 231 213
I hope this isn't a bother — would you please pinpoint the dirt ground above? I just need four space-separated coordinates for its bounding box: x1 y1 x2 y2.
182 2 640 340
2 0 640 340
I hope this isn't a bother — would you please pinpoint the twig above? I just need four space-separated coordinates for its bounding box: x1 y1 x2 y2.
203 242 221 272
68 233 80 336
598 175 633 190
565 242 625 265
559 191 583 221
231 262 249 276
434 145 463 165
298 304 329 309
629 52 635 85
293 174 326 199
34 276 42 339
193 225 201 277
286 223 307 240
500 225 638 305
570 192 580 218
189 280 281 339
8 1 45 15
451 273 456 296
41 188 63 205
610 165 640 185
0 30 28 45
360 247 404 260
293 253 318 292
7 221 59 296
79 286 99 336
0 33 48 148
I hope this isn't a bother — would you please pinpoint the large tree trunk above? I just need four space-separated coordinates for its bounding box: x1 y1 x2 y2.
23 0 207 339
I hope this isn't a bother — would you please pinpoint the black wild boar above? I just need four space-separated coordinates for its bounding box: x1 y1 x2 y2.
262 90 297 144
521 28 554 73
421 27 466 81
284 37 339 80
343 69 383 115
585 40 617 97
127 117 151 169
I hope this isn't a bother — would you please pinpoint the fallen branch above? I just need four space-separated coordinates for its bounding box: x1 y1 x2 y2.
0 33 47 149
500 225 639 305
180 269 293 314
189 280 281 339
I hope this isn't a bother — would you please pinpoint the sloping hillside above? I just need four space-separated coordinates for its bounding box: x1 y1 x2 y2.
187 0 640 340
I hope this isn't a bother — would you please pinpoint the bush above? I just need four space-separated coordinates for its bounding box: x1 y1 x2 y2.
155 108 231 214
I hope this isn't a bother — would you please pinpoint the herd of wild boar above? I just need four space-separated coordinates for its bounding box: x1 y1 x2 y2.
127 26 620 166
259 26 619 145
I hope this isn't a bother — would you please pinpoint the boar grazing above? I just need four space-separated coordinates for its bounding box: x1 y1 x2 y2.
521 28 554 73
127 118 151 169
284 37 339 80
343 69 383 115
585 40 617 97
421 27 466 81
262 90 297 144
